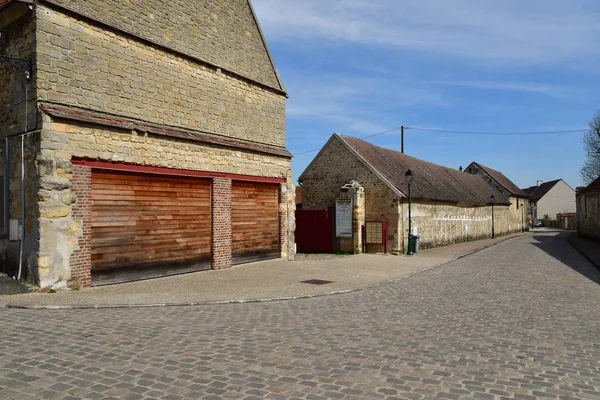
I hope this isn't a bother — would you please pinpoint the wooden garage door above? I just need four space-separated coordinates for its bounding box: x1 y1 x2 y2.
231 181 280 264
91 170 211 285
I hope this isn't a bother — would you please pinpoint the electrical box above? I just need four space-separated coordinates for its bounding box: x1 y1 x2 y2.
9 219 19 241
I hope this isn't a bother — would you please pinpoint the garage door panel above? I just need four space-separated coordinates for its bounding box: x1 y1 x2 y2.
91 170 212 285
231 181 280 265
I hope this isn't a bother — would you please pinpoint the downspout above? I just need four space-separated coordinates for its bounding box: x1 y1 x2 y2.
17 67 31 280
0 55 32 281
286 169 292 261
4 138 9 237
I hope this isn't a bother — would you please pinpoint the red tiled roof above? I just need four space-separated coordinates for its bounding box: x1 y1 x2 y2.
338 135 510 205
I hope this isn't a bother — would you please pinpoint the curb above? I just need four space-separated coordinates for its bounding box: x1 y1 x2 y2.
1 233 529 310
568 232 600 269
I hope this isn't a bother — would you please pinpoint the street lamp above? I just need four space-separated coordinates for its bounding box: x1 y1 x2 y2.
405 169 414 255
491 194 495 239
521 201 524 233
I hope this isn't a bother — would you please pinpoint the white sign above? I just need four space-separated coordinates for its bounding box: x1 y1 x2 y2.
336 199 353 238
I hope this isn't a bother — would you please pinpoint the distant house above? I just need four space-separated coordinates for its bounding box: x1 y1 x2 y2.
521 180 576 221
576 177 600 241
465 162 529 232
299 134 513 254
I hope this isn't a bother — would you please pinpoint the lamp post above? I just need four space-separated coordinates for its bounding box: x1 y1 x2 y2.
521 201 525 232
405 169 414 255
491 194 496 239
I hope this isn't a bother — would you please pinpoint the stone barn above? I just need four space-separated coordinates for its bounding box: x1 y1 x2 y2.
298 134 513 254
0 0 295 288
465 162 529 233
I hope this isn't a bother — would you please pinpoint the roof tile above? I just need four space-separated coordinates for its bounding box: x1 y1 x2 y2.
468 162 527 197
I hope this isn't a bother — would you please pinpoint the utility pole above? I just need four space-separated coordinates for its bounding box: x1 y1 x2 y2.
401 125 404 153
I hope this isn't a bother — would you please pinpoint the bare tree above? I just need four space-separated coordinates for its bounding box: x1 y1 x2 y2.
580 110 600 185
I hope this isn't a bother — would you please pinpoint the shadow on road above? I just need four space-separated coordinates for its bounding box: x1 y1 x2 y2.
531 232 600 285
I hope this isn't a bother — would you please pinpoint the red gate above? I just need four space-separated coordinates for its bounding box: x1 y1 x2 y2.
295 207 333 253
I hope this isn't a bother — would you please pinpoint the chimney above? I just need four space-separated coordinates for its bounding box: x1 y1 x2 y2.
537 180 543 187
459 166 463 172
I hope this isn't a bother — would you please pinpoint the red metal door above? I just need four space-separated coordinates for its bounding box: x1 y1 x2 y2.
295 207 333 253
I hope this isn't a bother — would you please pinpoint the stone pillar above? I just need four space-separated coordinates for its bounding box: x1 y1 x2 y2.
278 177 296 261
338 180 365 254
68 165 92 288
352 183 365 254
211 177 232 270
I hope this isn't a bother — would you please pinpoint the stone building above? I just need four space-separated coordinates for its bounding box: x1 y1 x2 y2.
0 0 295 288
298 134 513 254
464 162 529 233
576 176 600 241
522 179 576 222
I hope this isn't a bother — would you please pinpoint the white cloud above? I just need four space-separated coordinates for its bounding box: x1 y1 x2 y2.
428 80 581 98
284 73 447 135
253 0 600 66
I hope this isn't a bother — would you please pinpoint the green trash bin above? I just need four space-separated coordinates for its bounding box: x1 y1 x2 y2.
409 234 420 253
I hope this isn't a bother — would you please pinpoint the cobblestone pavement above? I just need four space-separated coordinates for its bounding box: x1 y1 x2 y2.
1 231 599 400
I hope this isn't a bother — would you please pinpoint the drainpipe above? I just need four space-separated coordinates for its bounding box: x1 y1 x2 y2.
0 55 32 280
286 169 292 261
16 65 31 280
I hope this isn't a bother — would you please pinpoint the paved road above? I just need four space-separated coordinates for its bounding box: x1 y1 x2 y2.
1 231 599 400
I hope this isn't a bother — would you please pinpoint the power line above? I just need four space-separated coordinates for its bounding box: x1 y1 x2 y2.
292 126 402 156
291 125 586 156
406 127 587 135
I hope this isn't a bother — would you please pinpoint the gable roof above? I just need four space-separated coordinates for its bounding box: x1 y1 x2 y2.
300 134 510 205
578 176 600 194
521 179 562 201
466 162 528 198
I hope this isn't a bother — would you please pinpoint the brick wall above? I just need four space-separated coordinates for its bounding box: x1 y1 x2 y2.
36 5 286 147
211 178 232 270
41 0 281 90
68 165 91 287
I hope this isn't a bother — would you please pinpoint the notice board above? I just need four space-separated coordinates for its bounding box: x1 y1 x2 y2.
335 199 353 238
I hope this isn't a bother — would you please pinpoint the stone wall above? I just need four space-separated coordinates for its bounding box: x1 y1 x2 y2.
399 200 512 252
577 191 600 240
41 0 281 90
36 4 286 147
35 118 293 287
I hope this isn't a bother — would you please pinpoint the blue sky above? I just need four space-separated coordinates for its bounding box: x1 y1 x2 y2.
252 0 600 189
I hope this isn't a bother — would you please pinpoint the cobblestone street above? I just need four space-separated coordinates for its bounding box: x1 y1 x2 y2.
1 231 599 400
